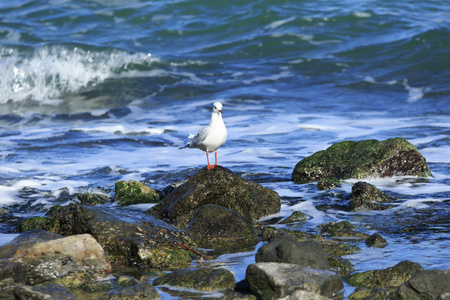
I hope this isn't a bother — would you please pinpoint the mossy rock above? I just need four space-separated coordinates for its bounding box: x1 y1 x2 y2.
187 204 260 252
77 193 110 205
115 180 160 206
150 166 280 225
292 138 432 183
365 233 388 248
349 181 395 211
15 217 47 232
279 211 307 224
317 221 370 240
153 267 235 292
349 287 393 300
317 177 341 190
346 261 424 288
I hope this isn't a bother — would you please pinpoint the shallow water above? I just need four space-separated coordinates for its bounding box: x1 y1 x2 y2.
0 0 449 298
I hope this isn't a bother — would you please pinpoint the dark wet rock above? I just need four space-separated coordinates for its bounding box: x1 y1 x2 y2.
391 269 450 300
117 275 138 287
150 166 280 225
317 221 370 240
292 137 432 183
255 236 330 270
346 260 424 288
186 204 260 252
78 192 110 205
16 204 196 268
246 262 344 300
0 230 111 289
366 233 389 248
349 182 395 211
115 180 160 206
13 284 76 300
99 282 161 300
153 267 235 292
279 211 306 224
14 217 47 233
261 226 361 257
317 177 341 190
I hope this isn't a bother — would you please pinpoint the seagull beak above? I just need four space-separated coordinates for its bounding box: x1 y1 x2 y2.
219 109 222 113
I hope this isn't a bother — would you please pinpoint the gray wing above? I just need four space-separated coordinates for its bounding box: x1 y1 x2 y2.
189 125 210 147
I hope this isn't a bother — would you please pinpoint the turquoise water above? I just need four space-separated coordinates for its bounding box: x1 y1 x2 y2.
0 0 449 298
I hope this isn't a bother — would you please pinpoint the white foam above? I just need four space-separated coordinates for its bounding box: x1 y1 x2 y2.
265 17 295 30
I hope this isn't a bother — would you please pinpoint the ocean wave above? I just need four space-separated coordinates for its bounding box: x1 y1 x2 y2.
0 44 157 104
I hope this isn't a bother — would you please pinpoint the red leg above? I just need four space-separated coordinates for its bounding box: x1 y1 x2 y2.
206 152 214 169
214 151 222 167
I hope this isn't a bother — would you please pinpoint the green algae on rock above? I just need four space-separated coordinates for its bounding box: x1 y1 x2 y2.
115 180 160 206
153 267 236 292
349 181 395 211
150 166 280 225
292 138 432 183
346 260 424 289
186 204 260 252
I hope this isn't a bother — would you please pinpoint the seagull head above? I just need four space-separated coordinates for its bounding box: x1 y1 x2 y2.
213 102 223 114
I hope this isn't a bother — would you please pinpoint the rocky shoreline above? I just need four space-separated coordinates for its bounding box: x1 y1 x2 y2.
1 137 448 299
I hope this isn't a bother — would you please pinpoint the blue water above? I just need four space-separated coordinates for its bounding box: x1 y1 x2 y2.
0 0 449 298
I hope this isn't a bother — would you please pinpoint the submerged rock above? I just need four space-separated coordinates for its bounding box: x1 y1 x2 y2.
78 192 110 205
150 166 280 225
153 267 235 292
349 181 394 211
99 282 161 300
391 269 450 300
292 138 432 183
346 260 424 289
17 204 196 268
115 180 160 206
0 230 111 289
13 284 76 300
186 204 260 252
255 236 330 270
246 262 343 300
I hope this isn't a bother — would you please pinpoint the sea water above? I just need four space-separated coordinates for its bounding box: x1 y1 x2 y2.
0 0 449 298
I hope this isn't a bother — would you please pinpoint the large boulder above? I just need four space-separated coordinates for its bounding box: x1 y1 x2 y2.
391 269 450 300
246 262 343 299
292 138 432 183
0 230 111 289
153 267 235 292
255 236 330 270
16 204 196 268
150 166 280 225
186 204 260 252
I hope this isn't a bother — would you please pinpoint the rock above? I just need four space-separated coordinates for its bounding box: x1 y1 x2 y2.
292 137 432 183
317 177 341 190
16 204 196 268
13 284 76 300
117 275 138 287
346 260 424 288
150 166 280 225
391 269 450 300
114 180 160 206
317 221 370 240
78 192 110 205
349 287 392 300
153 267 235 292
0 230 111 289
286 290 329 300
186 204 260 252
99 282 161 300
246 262 343 299
14 217 48 233
261 226 361 257
349 182 394 211
255 236 330 270
365 233 389 248
279 211 307 224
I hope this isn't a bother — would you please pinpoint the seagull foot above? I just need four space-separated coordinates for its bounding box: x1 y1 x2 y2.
207 164 221 170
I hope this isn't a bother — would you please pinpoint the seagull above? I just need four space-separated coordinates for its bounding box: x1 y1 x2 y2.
180 102 227 170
